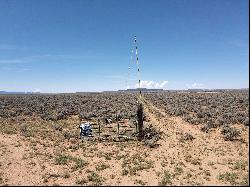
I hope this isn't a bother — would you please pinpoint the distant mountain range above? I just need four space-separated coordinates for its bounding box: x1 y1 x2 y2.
118 88 249 93
117 88 164 92
0 88 248 94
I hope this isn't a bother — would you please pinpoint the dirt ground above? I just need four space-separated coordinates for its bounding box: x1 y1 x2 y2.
0 98 249 186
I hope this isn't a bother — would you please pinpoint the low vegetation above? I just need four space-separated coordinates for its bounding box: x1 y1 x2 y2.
0 90 248 185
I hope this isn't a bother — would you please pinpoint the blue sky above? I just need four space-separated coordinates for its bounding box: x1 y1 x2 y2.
0 0 249 92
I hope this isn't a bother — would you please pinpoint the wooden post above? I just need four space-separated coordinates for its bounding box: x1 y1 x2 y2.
137 103 144 141
135 120 138 133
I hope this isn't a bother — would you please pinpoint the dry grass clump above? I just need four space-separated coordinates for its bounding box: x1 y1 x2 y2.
87 171 105 186
180 132 195 142
221 125 241 141
121 153 154 176
159 170 172 185
55 154 88 171
143 125 161 148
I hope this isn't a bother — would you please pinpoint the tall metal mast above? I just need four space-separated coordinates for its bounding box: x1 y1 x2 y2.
134 36 141 97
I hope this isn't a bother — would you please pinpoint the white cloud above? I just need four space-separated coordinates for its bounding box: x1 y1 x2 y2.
125 85 130 89
33 88 41 93
135 80 168 89
186 83 205 89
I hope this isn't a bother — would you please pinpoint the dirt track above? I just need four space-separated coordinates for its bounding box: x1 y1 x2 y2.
141 96 249 185
0 97 249 185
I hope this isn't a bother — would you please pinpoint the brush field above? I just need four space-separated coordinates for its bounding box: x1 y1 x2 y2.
0 90 249 186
